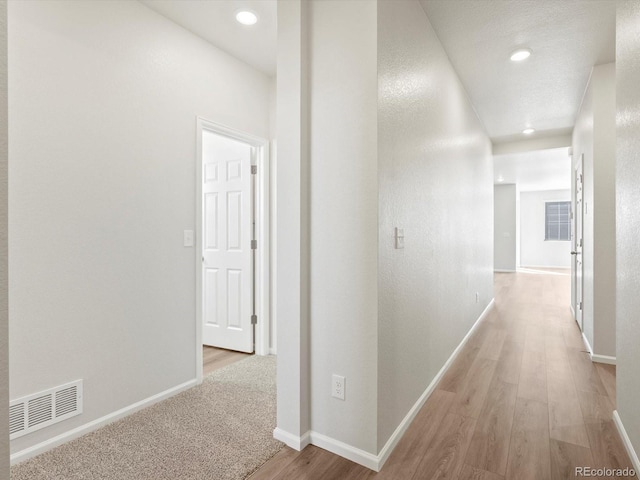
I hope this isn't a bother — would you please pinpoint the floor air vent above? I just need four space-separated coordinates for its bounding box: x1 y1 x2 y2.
10 380 83 440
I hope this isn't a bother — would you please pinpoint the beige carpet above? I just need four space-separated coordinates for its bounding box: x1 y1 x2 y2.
11 355 282 480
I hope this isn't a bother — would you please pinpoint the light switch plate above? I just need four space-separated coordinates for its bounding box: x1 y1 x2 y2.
395 227 405 249
183 230 194 247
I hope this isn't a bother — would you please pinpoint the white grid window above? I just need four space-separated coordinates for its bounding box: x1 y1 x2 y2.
545 201 571 241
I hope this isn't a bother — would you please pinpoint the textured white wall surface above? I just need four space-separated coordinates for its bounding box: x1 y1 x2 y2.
309 0 379 454
616 0 640 460
0 0 9 475
494 185 517 271
9 0 270 454
377 0 493 451
591 63 616 358
572 63 616 358
520 190 572 268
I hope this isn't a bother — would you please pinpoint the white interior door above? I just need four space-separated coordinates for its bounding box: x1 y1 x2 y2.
573 156 584 329
202 130 254 353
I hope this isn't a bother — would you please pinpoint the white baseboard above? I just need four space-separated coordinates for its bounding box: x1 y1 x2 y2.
613 410 640 475
570 305 576 320
277 299 496 472
494 269 516 273
582 332 593 354
273 427 310 451
11 378 198 465
519 265 571 269
309 431 379 471
580 332 616 365
591 354 616 365
269 347 277 355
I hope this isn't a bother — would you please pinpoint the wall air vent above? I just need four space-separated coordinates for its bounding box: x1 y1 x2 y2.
9 380 83 440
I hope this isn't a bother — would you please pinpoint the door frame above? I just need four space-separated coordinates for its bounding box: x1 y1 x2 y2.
195 117 271 383
572 154 584 330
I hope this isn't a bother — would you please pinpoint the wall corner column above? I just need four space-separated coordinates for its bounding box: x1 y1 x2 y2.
274 0 311 448
0 0 9 474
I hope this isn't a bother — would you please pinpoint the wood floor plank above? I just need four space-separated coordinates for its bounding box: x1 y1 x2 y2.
585 420 635 476
548 396 590 448
375 390 455 479
248 447 298 480
322 455 374 480
506 398 551 480
270 446 338 480
464 376 518 475
437 345 481 393
517 349 548 404
562 325 587 351
549 439 595 480
578 390 615 425
458 464 504 480
450 356 498 418
567 349 608 396
410 413 476 480
594 363 616 405
202 346 250 376
545 345 574 389
493 340 523 385
477 329 508 361
523 327 547 355
546 362 578 404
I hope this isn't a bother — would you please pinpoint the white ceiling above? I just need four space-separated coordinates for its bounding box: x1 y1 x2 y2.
494 147 571 192
420 0 616 141
141 1 615 142
140 0 277 76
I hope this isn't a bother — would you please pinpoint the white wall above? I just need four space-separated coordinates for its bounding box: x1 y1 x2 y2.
520 190 571 268
616 0 640 465
9 0 270 455
0 0 9 475
377 0 493 451
494 185 517 271
309 0 379 454
572 62 616 358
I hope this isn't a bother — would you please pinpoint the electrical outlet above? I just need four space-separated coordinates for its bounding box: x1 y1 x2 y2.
332 374 345 400
475 292 479 303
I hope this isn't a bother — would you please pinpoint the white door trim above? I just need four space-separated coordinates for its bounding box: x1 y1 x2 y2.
196 118 271 383
573 154 584 330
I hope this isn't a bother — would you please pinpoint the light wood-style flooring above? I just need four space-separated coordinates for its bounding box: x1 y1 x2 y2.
249 271 635 480
203 345 250 376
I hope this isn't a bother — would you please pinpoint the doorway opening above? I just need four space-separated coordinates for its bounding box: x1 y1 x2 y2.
195 118 270 383
493 146 573 299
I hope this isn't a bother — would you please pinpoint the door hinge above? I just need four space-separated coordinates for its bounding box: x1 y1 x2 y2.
251 239 257 250
251 314 257 325
251 165 257 175
579 301 583 311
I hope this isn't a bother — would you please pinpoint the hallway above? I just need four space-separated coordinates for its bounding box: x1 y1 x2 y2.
250 271 634 480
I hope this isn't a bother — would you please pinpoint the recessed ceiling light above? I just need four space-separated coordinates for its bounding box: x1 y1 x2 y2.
236 10 258 26
497 176 505 183
522 128 535 135
510 48 532 62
